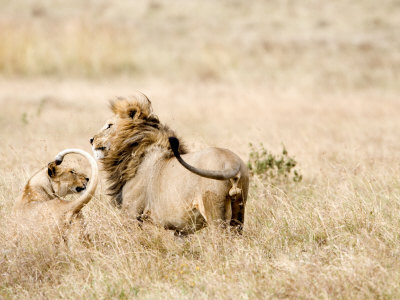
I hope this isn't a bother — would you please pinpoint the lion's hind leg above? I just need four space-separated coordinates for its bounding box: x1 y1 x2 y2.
229 174 246 233
229 196 245 233
199 191 229 229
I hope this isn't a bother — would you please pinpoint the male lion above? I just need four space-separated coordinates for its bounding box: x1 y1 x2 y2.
90 94 249 234
13 149 98 236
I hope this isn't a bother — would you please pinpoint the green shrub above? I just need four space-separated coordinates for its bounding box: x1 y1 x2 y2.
248 143 302 183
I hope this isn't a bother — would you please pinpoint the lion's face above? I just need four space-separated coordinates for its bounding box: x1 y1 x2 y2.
48 162 89 197
90 118 117 160
90 94 153 160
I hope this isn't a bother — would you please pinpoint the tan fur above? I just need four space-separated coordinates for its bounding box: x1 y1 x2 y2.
13 149 99 237
110 94 152 120
91 94 249 234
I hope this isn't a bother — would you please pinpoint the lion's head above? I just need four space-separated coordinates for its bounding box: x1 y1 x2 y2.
89 93 153 160
90 93 187 204
90 118 116 160
47 161 89 197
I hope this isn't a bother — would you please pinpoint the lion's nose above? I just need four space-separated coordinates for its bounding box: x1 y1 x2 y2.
89 138 94 145
85 177 89 182
76 186 85 192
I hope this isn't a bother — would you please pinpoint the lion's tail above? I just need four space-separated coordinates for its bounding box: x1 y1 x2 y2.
55 148 99 214
168 137 241 181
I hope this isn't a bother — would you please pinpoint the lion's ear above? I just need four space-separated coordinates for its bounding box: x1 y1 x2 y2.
110 99 124 116
47 161 58 178
128 109 137 119
110 99 141 119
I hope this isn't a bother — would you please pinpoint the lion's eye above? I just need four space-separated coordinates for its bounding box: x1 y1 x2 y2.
70 170 75 174
107 124 113 129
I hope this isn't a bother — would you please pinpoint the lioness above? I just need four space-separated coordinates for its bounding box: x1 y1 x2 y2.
90 94 249 234
13 149 98 235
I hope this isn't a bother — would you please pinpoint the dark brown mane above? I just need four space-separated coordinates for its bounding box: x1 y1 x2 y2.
102 114 187 205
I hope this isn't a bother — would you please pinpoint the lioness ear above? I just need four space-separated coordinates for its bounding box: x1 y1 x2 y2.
47 161 58 178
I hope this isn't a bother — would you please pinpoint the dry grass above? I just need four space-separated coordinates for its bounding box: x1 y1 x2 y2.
1 79 400 299
1 0 400 299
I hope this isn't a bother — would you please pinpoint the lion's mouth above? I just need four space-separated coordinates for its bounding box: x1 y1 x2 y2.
92 146 108 160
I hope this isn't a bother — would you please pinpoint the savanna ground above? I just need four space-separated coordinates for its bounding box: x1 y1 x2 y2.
0 0 400 298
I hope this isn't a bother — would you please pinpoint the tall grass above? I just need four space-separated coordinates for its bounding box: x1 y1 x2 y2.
0 0 400 298
1 82 400 298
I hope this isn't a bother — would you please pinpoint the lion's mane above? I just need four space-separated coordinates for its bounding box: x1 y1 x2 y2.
102 114 187 204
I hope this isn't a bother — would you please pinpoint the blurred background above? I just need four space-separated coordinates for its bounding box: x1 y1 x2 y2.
0 0 398 90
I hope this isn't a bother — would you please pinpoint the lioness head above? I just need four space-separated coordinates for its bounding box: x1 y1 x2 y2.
47 161 89 197
90 93 153 160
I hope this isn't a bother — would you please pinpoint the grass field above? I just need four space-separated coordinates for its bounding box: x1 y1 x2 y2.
1 0 400 298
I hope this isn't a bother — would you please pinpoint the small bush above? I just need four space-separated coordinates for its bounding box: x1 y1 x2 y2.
247 143 302 183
